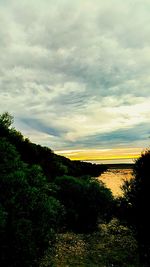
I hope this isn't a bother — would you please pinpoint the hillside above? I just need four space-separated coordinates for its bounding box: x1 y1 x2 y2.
0 112 107 181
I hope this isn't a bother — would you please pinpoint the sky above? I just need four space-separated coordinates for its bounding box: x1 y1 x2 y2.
0 0 150 161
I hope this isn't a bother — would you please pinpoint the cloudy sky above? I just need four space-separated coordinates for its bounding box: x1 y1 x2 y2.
0 0 150 160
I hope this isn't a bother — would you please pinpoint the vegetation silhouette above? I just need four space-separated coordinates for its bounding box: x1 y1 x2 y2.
119 150 150 266
0 138 64 266
0 112 113 266
0 113 107 181
1 112 150 266
55 175 114 232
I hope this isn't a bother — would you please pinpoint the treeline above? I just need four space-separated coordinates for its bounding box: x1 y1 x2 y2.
0 112 112 267
0 113 106 181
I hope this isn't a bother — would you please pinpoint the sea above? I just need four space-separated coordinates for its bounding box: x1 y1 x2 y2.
83 158 134 197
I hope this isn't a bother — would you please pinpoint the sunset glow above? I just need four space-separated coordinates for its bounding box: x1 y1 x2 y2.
55 147 142 161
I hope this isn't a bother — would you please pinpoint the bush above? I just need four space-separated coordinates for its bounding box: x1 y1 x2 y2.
121 150 150 264
55 175 114 232
0 139 64 267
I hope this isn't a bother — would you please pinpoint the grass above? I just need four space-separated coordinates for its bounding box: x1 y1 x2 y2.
40 219 142 267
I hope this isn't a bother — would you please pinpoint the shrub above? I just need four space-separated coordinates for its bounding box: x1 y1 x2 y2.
0 139 64 267
121 150 150 264
55 175 114 232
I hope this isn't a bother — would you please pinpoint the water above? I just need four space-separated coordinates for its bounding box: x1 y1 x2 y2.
98 168 133 197
83 158 134 196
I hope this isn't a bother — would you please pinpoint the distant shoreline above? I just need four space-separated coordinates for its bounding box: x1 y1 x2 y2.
82 158 135 167
103 163 134 169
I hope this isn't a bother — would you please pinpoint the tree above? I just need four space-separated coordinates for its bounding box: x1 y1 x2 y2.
0 112 13 128
0 138 64 267
121 150 150 264
55 175 114 232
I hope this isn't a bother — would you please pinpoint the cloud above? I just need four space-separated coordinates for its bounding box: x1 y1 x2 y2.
72 122 150 148
0 0 150 152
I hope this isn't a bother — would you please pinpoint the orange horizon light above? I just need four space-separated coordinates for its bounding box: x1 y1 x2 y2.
55 147 142 161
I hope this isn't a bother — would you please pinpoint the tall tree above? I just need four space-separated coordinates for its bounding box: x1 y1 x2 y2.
122 150 150 264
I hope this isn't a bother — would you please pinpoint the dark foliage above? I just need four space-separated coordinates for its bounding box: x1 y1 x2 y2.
55 175 114 232
121 150 150 264
0 113 106 181
0 112 113 266
0 138 64 267
66 159 107 177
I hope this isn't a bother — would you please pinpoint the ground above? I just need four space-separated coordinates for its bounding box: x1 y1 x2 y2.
40 219 141 267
